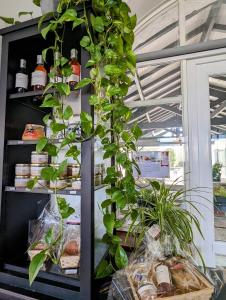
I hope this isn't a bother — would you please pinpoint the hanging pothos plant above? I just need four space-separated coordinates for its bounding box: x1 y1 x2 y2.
2 0 142 284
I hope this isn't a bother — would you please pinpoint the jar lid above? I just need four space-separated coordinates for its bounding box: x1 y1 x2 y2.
68 164 80 167
15 176 30 178
26 124 44 128
30 176 46 180
31 151 48 155
16 164 30 167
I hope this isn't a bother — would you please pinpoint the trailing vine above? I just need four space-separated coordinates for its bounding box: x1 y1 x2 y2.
2 0 142 283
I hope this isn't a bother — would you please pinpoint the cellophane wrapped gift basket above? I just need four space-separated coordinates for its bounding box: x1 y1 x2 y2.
108 223 225 300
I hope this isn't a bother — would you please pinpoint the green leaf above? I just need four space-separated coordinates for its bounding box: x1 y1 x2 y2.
130 15 137 29
29 251 47 285
0 16 15 24
115 245 128 269
55 82 71 96
112 191 126 209
72 18 84 29
63 105 73 120
57 160 68 178
44 143 58 156
41 167 57 181
106 85 122 97
65 146 80 160
91 15 104 33
43 113 51 125
45 227 54 245
18 11 33 18
104 65 123 77
85 59 95 68
60 57 68 66
41 94 60 108
75 78 92 90
89 95 99 106
36 137 48 153
131 124 142 140
96 260 113 279
33 0 40 7
41 23 53 39
80 36 90 48
59 8 77 22
150 180 161 191
80 112 93 136
42 47 54 63
50 121 66 134
103 212 115 235
27 177 38 190
101 199 112 209
57 197 75 219
112 235 121 244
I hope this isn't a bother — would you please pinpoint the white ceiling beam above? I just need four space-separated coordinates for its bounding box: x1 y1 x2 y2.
211 100 226 118
134 70 151 122
126 96 182 108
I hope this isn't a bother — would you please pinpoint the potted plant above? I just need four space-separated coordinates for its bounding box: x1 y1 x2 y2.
212 163 222 182
214 185 226 216
128 180 203 260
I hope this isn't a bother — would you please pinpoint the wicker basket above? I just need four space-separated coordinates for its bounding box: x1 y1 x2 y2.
127 268 214 300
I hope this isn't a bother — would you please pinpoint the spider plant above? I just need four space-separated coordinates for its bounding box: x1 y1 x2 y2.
127 180 204 259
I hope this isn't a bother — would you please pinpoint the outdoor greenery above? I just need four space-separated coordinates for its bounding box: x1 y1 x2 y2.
212 162 222 182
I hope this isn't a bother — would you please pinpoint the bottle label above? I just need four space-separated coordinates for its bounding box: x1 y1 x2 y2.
31 71 47 87
50 76 63 83
156 265 171 285
137 283 157 296
66 74 80 83
15 73 28 89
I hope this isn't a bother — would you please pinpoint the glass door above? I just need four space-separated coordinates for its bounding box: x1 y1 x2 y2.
186 53 226 268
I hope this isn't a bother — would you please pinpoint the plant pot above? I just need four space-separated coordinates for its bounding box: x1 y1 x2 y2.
41 0 59 15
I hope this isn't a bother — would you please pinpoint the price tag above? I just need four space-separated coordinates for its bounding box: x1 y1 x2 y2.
70 191 77 195
8 187 15 191
17 141 24 145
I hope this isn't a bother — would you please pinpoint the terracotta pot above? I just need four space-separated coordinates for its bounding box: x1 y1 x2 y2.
41 0 59 15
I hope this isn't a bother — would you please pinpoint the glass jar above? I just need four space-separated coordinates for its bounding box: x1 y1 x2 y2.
15 176 30 188
50 163 67 178
68 164 80 177
72 178 81 190
50 179 68 189
31 151 48 164
15 164 30 176
30 176 47 189
30 164 47 177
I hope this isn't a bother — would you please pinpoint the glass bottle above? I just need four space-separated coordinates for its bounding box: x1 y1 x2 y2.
67 48 80 91
15 59 28 93
50 51 63 83
31 55 47 91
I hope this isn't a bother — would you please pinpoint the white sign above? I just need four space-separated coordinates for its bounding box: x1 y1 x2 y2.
134 151 170 178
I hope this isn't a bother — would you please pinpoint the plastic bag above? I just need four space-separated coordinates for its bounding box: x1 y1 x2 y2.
28 200 61 260
108 224 220 300
59 224 80 269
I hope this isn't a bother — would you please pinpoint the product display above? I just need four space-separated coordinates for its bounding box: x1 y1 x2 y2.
50 179 68 189
50 163 67 178
15 176 30 188
15 59 28 93
67 48 80 91
67 164 80 178
15 164 30 176
30 164 48 177
31 151 48 164
22 124 45 141
108 224 215 300
30 177 47 189
72 178 81 190
31 55 47 91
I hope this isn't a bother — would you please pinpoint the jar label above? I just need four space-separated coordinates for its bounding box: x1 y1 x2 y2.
15 73 28 89
31 71 47 86
156 265 171 284
137 283 157 296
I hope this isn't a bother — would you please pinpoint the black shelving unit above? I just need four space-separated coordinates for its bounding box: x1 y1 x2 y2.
0 9 107 300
